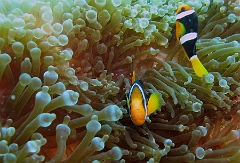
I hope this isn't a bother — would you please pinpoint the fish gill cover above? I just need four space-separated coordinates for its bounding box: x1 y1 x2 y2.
0 0 240 162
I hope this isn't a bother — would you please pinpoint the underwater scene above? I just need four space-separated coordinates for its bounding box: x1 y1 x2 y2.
0 0 240 162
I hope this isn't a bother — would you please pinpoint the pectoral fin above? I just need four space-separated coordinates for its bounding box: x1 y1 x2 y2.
126 94 130 109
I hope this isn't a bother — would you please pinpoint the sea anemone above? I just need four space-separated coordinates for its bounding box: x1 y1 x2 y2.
0 0 240 162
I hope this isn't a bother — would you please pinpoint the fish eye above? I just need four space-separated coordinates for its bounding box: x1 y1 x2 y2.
181 7 185 12
139 79 143 85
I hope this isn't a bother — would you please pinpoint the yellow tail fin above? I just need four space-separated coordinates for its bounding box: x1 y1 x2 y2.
190 55 208 77
147 92 161 115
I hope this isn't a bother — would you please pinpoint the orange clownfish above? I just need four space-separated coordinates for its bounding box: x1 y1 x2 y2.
126 71 161 126
176 4 208 77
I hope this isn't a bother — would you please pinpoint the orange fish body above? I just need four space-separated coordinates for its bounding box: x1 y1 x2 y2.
130 99 146 126
176 4 208 77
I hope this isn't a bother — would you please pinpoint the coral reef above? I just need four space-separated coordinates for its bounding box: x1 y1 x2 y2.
0 0 240 162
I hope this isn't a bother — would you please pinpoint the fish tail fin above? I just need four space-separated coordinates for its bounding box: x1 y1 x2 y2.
190 55 208 77
147 92 161 115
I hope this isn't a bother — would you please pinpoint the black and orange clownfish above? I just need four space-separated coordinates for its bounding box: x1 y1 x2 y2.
126 71 161 126
176 4 208 77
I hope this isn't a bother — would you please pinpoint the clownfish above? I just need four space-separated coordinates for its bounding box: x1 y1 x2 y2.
176 4 208 77
126 71 161 126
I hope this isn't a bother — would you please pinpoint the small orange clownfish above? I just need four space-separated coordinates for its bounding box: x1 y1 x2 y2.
126 71 161 126
176 4 208 77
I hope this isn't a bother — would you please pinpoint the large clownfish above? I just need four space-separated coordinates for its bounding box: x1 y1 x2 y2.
126 71 161 126
176 4 208 77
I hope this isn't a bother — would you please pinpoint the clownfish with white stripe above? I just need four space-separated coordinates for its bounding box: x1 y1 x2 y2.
126 71 161 126
176 4 208 77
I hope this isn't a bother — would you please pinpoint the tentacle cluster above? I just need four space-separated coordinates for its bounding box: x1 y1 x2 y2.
0 0 240 163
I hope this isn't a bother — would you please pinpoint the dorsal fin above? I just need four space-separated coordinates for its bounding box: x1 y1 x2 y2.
132 71 136 84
